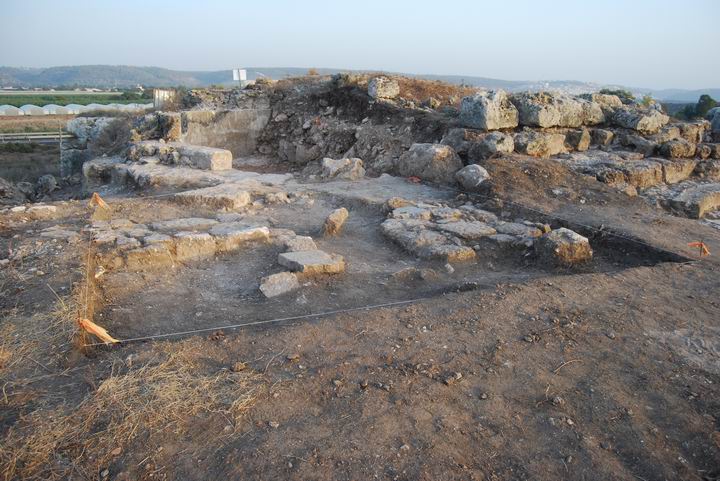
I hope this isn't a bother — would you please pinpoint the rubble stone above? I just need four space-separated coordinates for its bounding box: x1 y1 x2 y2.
663 182 720 218
278 250 346 274
320 158 365 180
612 108 669 134
175 184 252 209
323 208 349 236
514 130 566 158
467 132 514 160
655 158 698 184
259 272 300 298
565 128 591 152
459 90 519 130
281 235 317 252
397 143 463 184
368 76 400 100
455 164 491 191
536 228 593 265
659 140 696 159
210 225 270 251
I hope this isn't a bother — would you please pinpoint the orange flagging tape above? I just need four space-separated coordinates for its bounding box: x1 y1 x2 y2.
77 318 119 344
89 192 109 209
688 241 710 257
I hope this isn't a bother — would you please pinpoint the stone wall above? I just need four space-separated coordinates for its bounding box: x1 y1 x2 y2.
180 109 271 158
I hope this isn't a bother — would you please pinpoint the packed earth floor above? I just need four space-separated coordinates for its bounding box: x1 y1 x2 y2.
1 76 720 481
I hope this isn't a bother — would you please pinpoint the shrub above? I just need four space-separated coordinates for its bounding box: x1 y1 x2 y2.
599 88 635 104
696 94 718 118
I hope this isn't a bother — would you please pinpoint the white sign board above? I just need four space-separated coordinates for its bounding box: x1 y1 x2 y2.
232 69 247 81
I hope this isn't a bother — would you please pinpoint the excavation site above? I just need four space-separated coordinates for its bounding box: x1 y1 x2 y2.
2 74 720 481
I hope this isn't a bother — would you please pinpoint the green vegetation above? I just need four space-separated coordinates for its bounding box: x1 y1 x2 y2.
0 142 38 153
640 94 655 107
599 88 635 104
0 92 150 108
675 94 718 120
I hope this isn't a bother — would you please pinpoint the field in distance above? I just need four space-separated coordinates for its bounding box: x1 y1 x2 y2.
0 90 150 107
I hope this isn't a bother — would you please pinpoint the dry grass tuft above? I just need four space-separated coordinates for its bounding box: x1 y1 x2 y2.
1 340 262 481
394 76 478 107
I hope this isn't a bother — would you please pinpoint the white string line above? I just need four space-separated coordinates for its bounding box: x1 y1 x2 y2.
83 297 424 347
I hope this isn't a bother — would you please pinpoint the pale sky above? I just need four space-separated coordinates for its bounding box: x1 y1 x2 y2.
2 0 718 90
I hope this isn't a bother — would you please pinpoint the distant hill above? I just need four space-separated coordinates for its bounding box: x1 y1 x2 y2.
0 65 716 102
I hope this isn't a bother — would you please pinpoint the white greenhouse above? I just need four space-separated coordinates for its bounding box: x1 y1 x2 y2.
20 104 46 116
0 104 23 116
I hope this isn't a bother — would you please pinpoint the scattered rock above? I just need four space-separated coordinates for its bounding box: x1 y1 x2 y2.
259 272 300 298
320 157 365 180
368 76 400 100
278 250 346 274
323 207 349 236
536 228 593 264
455 164 490 191
397 143 463 184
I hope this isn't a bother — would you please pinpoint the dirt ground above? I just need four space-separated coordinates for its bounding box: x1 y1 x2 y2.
0 143 60 183
1 155 720 481
0 115 73 134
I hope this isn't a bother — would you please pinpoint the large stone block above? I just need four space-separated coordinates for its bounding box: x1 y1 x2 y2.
259 272 300 298
513 130 566 158
455 164 490 191
175 144 232 170
175 184 252 209
211 224 270 251
397 143 463 184
368 76 400 99
511 92 603 128
612 108 669 134
278 250 345 274
459 90 519 131
536 228 593 265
